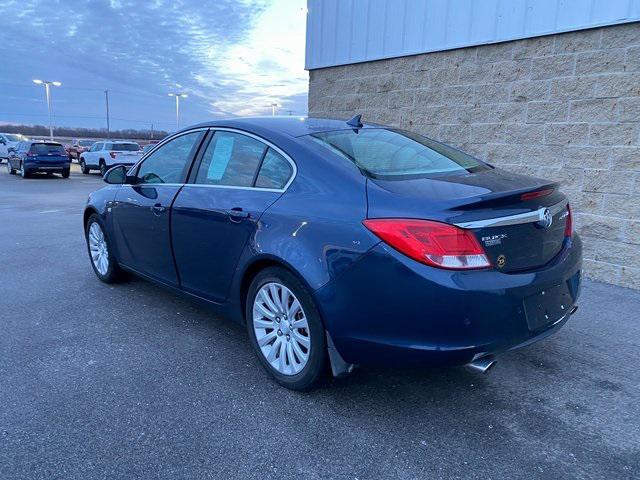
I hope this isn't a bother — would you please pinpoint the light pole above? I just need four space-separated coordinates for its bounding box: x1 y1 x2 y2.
270 103 280 116
33 79 61 140
168 92 187 130
104 90 111 139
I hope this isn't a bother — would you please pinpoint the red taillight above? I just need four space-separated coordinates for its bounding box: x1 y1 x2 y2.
564 204 573 238
521 188 553 201
26 152 37 157
363 219 491 270
109 151 117 159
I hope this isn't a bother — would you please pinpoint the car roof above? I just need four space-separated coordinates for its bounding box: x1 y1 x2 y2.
186 116 383 138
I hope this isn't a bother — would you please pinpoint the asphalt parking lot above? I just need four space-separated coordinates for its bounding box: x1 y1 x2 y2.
0 165 639 480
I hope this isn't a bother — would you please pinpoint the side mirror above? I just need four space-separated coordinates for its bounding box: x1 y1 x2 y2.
103 165 129 184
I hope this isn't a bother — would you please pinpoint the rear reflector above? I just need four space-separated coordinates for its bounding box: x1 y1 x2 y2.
521 188 554 201
363 219 491 270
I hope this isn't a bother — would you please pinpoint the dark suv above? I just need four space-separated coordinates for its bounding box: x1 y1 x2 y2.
6 141 71 178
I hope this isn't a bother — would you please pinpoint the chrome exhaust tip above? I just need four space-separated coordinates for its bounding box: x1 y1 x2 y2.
466 355 497 374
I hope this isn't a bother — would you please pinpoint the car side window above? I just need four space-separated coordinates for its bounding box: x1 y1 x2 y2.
194 131 266 187
136 131 203 184
94 143 102 152
255 148 293 189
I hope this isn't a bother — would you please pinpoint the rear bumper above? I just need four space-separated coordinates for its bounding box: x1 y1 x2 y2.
25 162 71 173
314 235 582 367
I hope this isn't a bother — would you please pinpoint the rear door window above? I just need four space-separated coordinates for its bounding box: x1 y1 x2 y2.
194 131 266 187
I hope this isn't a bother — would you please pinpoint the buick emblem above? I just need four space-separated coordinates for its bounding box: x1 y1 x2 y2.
538 208 553 229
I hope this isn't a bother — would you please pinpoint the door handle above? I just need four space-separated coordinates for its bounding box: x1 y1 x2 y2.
151 204 166 216
226 208 250 221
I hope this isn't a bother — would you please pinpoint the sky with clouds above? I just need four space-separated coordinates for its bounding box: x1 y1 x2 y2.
0 0 308 132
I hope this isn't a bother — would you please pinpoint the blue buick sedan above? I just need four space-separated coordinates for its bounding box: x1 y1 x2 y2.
83 116 582 390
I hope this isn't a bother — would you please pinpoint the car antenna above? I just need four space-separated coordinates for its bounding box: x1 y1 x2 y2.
346 114 363 129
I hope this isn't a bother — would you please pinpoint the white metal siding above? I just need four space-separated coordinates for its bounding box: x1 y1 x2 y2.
305 0 640 69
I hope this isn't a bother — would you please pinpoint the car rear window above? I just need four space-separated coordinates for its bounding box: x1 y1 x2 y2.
110 143 139 151
29 143 66 155
79 140 94 147
308 128 489 180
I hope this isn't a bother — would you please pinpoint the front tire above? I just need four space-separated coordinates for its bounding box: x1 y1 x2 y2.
80 159 89 174
85 214 125 283
246 267 326 390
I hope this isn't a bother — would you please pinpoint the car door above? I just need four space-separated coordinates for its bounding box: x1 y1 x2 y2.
85 143 101 166
110 129 205 285
171 129 295 302
14 142 28 169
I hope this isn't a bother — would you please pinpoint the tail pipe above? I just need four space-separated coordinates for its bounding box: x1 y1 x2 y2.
466 355 497 374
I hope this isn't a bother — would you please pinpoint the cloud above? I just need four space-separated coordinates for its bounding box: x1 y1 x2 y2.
0 0 309 129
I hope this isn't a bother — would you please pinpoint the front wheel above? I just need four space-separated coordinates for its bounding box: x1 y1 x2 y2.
80 159 89 174
246 267 326 390
85 214 125 283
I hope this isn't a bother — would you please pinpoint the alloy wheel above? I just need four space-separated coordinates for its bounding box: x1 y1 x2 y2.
252 282 311 376
88 222 109 276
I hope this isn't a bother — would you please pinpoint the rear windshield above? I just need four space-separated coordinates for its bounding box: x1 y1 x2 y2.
78 140 94 146
108 143 139 152
308 128 489 179
29 143 66 155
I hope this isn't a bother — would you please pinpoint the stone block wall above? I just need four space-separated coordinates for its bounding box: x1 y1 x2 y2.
308 22 640 289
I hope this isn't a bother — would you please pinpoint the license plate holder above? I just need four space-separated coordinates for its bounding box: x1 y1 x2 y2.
524 283 573 331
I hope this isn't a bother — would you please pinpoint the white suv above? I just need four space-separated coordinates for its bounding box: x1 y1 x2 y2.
0 133 29 162
80 141 142 175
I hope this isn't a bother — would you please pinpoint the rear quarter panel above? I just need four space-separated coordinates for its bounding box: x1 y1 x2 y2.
228 136 380 317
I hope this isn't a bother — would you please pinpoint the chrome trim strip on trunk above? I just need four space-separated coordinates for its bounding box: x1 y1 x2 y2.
454 200 568 229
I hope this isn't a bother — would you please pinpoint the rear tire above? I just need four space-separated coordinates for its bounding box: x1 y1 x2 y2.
246 267 326 391
80 159 89 174
85 214 126 283
99 160 107 176
61 168 70 178
20 162 29 178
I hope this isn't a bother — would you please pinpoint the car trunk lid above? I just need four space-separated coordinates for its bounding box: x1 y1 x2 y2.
366 168 569 272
